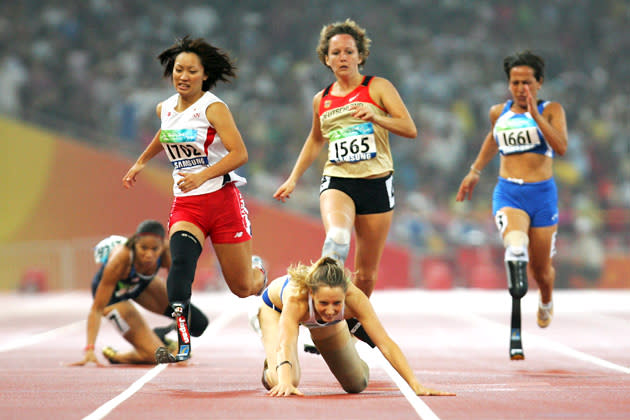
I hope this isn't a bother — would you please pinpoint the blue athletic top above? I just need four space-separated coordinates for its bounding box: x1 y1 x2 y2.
493 100 553 158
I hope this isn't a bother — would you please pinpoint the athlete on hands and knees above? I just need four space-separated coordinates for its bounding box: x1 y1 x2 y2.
70 220 209 366
122 36 267 363
456 50 568 360
250 257 454 397
273 20 417 351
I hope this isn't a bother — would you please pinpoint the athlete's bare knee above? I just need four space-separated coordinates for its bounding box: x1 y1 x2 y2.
529 260 550 280
227 283 251 298
353 272 376 296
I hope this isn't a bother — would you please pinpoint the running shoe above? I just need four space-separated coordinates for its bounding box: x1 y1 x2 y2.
155 346 177 363
537 299 553 328
102 346 121 364
252 255 268 296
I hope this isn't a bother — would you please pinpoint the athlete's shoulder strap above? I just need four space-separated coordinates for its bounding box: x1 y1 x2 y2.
322 82 334 97
361 75 373 86
536 99 549 113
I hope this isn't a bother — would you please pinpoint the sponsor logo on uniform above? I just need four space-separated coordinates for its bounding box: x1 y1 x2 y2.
177 316 190 344
324 100 331 108
348 93 360 102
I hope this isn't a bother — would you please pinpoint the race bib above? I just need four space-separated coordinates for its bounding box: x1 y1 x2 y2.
160 129 209 169
496 126 541 155
328 122 377 163
93 235 127 264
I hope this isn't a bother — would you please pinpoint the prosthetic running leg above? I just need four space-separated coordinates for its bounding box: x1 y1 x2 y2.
155 301 191 363
155 231 201 363
504 232 529 360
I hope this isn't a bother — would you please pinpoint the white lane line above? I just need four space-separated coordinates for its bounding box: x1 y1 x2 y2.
0 320 85 352
82 363 168 420
357 344 442 420
467 313 630 374
82 307 242 420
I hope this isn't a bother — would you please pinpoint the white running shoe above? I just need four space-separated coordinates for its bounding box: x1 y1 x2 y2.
252 255 267 296
537 298 553 328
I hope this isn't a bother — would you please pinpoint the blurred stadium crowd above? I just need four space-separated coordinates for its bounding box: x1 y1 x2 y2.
1 0 628 287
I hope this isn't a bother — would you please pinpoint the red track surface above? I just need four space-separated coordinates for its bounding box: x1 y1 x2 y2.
2 290 629 420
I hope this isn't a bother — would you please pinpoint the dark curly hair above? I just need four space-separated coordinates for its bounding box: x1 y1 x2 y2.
158 35 237 91
503 50 545 82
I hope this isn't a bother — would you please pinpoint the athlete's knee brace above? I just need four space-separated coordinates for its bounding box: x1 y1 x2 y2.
503 231 530 299
167 231 202 303
322 227 351 266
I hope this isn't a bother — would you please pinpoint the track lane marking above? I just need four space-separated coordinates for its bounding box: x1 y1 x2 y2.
82 307 242 420
466 313 630 374
0 320 84 352
357 344 442 420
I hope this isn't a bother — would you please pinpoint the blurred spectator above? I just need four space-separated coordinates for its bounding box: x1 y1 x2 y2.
1 0 628 287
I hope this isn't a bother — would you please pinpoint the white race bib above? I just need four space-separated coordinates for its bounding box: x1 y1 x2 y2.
496 126 541 154
160 129 209 169
328 122 377 163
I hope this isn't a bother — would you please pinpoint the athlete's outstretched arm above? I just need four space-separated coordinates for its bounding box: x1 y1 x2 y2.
267 296 304 397
69 245 129 366
123 103 166 189
456 104 501 202
273 92 327 202
347 286 455 396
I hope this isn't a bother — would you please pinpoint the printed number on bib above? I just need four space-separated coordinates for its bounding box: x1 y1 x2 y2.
328 122 377 163
497 126 541 155
160 129 209 169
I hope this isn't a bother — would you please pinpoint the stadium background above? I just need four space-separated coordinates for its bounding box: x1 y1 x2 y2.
1 0 628 292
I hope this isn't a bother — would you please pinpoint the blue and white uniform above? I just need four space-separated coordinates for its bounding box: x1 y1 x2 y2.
493 100 553 157
492 100 558 228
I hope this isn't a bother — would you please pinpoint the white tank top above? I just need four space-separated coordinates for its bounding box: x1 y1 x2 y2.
159 91 246 197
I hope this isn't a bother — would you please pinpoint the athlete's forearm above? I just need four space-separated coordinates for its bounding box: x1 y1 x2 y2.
85 308 103 349
134 130 163 165
379 340 419 390
288 136 325 182
372 113 417 139
532 110 567 156
470 133 498 173
200 150 248 181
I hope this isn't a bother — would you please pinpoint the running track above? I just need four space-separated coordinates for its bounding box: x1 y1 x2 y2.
1 289 629 420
